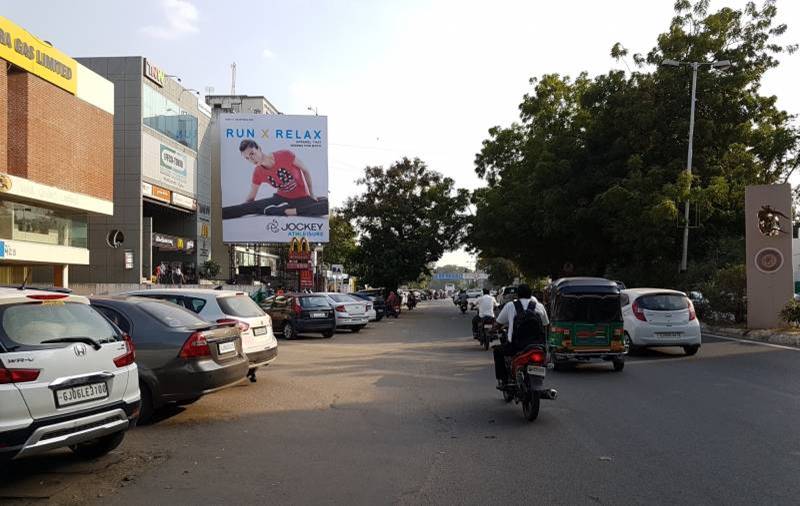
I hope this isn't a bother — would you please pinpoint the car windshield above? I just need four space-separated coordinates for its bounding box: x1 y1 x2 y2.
554 294 622 322
329 294 358 303
299 296 331 309
218 295 265 318
637 294 689 311
138 300 208 328
0 301 120 349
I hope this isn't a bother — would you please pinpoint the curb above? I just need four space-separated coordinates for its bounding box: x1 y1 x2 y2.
702 324 800 349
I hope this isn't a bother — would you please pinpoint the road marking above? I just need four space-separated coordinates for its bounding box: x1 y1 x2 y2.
704 333 800 352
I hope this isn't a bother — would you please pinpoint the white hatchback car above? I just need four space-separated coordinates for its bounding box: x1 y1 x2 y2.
126 289 277 381
621 288 701 355
0 288 140 462
322 293 370 332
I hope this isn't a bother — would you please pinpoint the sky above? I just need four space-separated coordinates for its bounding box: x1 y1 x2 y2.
4 0 799 269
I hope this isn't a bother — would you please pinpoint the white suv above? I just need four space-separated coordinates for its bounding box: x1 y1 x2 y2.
126 289 277 382
0 288 140 462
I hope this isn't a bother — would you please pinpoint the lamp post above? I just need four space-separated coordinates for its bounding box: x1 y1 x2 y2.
661 58 732 273
307 106 318 116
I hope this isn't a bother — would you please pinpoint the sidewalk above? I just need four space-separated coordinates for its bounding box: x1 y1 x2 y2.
702 323 800 348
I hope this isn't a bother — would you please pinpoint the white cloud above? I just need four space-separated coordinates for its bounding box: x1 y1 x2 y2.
262 48 276 60
141 0 199 40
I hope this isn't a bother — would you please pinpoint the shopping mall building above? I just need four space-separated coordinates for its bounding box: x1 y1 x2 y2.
70 56 212 284
0 17 114 286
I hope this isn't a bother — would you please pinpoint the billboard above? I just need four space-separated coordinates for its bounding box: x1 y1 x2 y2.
143 133 196 197
220 114 329 243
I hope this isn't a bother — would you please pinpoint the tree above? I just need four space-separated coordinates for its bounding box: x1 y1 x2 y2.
324 212 358 268
477 257 521 287
468 0 798 288
343 158 469 291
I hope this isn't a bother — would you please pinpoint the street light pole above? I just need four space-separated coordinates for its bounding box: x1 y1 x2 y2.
681 63 699 273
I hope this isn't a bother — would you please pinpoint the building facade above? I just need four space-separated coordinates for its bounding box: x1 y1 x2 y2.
70 57 212 284
0 16 114 286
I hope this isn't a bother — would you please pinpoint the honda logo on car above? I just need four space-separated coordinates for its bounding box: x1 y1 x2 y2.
73 344 87 357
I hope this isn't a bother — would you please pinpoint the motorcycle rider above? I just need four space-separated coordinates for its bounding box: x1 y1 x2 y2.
492 284 549 386
456 289 468 306
472 288 498 335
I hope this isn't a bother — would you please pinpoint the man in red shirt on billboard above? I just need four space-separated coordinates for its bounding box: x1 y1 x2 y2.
222 139 328 219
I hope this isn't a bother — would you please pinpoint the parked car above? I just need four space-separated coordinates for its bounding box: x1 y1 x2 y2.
261 293 336 339
351 292 383 321
0 288 140 462
322 293 370 332
621 288 702 356
90 296 249 423
125 289 277 382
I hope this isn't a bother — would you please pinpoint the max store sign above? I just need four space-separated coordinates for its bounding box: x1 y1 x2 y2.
144 58 166 87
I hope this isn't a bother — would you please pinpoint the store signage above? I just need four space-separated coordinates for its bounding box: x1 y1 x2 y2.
142 181 172 203
0 16 77 94
124 250 134 270
300 270 313 288
143 134 196 197
153 233 176 248
0 174 12 192
287 260 312 271
171 192 196 210
143 58 165 87
288 237 312 261
161 144 187 178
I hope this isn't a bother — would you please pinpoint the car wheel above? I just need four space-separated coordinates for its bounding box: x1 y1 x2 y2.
69 431 125 459
283 322 295 340
322 330 334 338
612 358 625 371
137 381 154 425
624 332 638 355
683 345 700 356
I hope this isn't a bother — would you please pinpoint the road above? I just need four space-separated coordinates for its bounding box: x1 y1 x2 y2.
4 299 800 505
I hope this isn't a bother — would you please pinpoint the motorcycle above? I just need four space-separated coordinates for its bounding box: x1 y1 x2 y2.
459 300 468 314
473 315 496 350
497 341 558 422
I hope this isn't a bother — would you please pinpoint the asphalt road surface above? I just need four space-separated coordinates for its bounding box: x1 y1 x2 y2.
4 300 800 505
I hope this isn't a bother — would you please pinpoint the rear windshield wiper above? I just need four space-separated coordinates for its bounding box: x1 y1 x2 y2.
40 337 102 350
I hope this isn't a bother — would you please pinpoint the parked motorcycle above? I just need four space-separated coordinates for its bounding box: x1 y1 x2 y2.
497 343 558 421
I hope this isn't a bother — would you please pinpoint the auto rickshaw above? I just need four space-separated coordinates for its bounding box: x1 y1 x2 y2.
545 277 626 371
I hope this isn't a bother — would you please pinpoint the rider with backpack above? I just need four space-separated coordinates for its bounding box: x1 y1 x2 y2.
492 284 550 386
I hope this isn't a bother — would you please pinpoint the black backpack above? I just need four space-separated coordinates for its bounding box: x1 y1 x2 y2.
512 299 545 347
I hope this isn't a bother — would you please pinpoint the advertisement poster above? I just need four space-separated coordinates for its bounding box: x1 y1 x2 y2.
142 133 196 197
220 114 329 243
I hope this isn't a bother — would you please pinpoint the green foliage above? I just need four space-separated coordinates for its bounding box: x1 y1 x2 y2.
477 257 520 286
700 264 747 322
343 157 469 291
468 0 798 289
779 299 800 326
201 260 220 279
324 212 358 268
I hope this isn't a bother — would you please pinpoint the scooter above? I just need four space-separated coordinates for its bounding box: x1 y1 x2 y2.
497 341 558 422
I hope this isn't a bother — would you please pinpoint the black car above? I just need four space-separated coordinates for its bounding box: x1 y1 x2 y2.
353 290 386 320
90 296 249 423
260 293 336 339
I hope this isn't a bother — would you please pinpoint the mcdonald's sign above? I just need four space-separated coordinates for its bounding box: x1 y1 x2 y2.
288 237 312 261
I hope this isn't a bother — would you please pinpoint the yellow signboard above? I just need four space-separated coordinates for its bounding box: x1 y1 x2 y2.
0 16 77 94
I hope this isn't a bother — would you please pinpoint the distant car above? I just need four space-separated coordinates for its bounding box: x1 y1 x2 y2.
497 286 518 307
125 289 277 381
0 288 139 462
351 292 385 321
90 296 249 423
261 293 336 339
621 288 701 356
322 293 370 332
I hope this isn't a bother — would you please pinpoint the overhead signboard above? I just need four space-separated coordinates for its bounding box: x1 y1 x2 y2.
143 58 165 87
143 133 196 197
219 114 329 243
171 192 196 210
0 16 77 94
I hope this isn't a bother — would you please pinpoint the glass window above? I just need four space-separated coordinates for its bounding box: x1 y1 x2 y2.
142 84 198 150
555 295 622 322
329 294 357 303
217 295 265 318
0 302 121 350
0 201 87 248
299 296 330 309
138 300 206 328
94 306 132 334
637 294 689 311
185 297 207 313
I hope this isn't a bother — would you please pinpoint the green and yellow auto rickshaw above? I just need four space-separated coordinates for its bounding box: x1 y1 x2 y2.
545 277 626 371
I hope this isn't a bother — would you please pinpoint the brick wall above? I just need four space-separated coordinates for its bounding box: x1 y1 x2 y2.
0 59 7 173
6 70 113 201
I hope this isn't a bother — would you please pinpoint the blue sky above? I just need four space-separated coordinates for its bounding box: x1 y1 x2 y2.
4 0 799 268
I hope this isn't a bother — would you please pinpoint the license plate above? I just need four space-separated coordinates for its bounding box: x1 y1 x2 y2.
656 332 683 337
218 341 236 354
311 312 327 318
526 365 546 377
252 326 267 336
483 324 493 330
56 382 108 407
